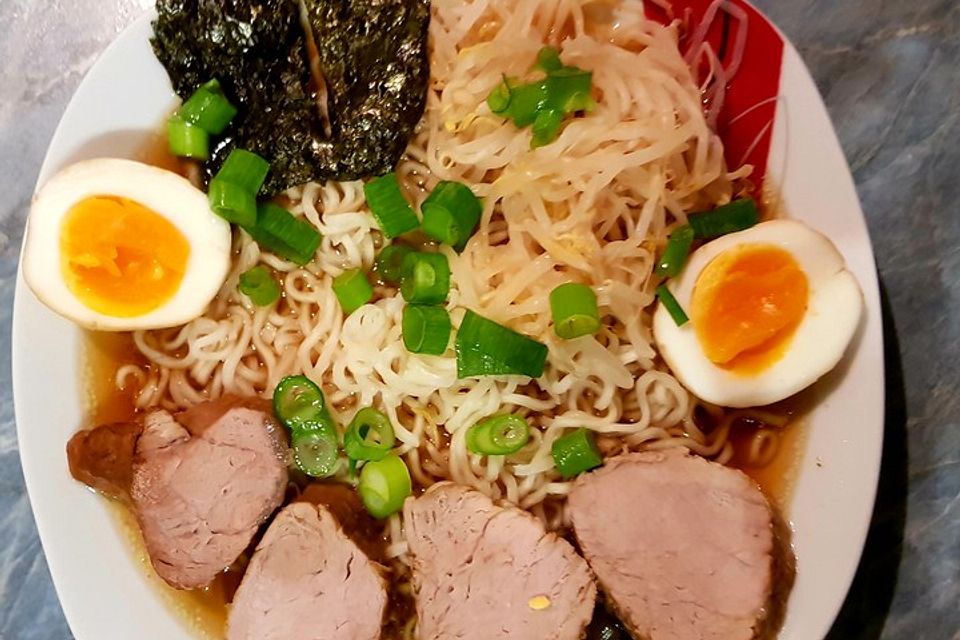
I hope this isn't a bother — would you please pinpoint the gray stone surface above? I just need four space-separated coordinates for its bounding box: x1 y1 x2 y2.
0 1 956 639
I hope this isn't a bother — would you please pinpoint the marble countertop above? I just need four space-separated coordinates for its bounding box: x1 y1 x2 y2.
0 1 957 638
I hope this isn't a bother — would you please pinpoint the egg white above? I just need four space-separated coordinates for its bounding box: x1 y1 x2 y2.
23 158 232 331
653 219 863 407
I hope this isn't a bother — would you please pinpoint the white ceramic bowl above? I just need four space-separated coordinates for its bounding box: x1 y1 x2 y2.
12 7 884 640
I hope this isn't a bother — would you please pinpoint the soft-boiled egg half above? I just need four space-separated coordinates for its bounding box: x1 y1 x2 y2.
23 158 231 331
653 219 863 407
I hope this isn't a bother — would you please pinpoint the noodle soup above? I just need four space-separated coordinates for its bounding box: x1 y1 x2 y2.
48 1 866 638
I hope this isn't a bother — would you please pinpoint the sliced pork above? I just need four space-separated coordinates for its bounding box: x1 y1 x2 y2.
66 395 279 501
297 483 387 562
130 404 288 590
227 501 388 640
404 483 596 640
67 420 141 501
567 450 775 640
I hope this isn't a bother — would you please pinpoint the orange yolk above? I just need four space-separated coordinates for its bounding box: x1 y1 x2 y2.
60 196 190 317
691 244 808 375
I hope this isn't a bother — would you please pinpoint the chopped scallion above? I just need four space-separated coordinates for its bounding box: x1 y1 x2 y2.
333 269 373 315
363 173 420 238
535 46 563 73
456 310 548 378
503 81 547 128
245 203 321 266
402 304 452 355
344 407 396 462
400 252 451 305
467 414 530 456
273 374 326 430
214 149 270 195
376 243 413 286
177 79 237 135
485 47 594 147
531 108 564 148
486 77 512 113
549 283 600 339
551 428 602 479
655 225 695 278
656 284 689 326
420 181 483 251
208 178 256 226
166 116 209 160
544 68 593 112
238 265 281 307
292 429 339 478
688 198 759 239
358 453 412 518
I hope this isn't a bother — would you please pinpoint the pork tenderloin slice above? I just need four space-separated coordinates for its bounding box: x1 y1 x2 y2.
568 450 774 640
227 501 388 640
66 420 142 501
176 394 274 435
297 483 387 562
404 483 596 640
131 406 288 590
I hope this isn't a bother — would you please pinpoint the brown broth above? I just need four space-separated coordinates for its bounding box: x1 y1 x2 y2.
727 411 809 511
82 330 231 638
104 501 232 639
83 330 142 424
75 138 805 637
138 129 187 175
82 333 809 640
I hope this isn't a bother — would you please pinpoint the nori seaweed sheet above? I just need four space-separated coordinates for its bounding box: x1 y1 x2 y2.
151 0 430 194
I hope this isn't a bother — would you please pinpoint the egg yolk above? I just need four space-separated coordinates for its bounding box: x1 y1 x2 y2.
691 244 808 375
60 196 190 317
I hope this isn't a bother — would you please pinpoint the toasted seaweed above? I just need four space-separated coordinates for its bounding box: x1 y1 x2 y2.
151 0 430 194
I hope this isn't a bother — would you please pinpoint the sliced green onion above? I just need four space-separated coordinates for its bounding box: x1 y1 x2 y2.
333 269 373 315
167 116 209 160
544 68 593 112
551 428 602 479
238 265 281 306
400 252 451 304
177 79 237 135
456 310 548 379
376 243 413 286
565 90 595 113
467 414 530 456
343 407 396 462
402 304 452 355
214 149 270 195
273 375 326 430
358 453 412 518
656 284 689 327
503 81 548 128
208 178 256 226
531 108 564 148
420 181 483 251
486 77 512 113
688 198 759 240
292 429 339 478
363 173 419 238
246 203 321 266
535 46 563 73
655 225 695 278
486 49 593 147
549 283 600 339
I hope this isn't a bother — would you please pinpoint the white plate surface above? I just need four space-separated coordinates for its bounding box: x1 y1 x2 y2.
12 10 884 640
